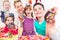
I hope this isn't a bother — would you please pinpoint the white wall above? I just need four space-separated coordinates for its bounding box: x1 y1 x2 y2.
0 0 3 11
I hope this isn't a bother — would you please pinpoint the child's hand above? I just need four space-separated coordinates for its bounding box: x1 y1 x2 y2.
18 27 23 36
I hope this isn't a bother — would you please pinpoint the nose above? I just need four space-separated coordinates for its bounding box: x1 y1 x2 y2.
36 11 40 14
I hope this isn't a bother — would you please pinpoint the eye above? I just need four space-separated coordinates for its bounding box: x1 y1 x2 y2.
7 20 9 21
17 6 19 8
20 5 22 7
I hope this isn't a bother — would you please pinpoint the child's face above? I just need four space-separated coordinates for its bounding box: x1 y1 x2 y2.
3 2 10 11
47 13 55 23
5 17 13 25
25 8 32 16
33 5 44 18
15 2 24 13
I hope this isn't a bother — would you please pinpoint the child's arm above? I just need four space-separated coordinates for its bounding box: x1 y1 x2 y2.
34 26 38 35
18 27 23 36
46 23 49 37
4 26 9 33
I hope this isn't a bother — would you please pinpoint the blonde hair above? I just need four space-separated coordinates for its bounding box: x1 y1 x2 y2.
14 0 21 7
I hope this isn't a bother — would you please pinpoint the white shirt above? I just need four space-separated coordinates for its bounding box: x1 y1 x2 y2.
14 11 21 28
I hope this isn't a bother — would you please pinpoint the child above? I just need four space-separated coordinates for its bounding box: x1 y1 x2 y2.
45 11 56 40
1 0 14 23
33 3 46 36
45 11 55 24
14 0 24 36
22 5 36 36
14 0 24 23
4 16 18 35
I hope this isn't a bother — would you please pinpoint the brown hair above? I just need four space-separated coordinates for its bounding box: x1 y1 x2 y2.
14 0 21 7
5 16 15 29
44 11 55 23
5 16 14 23
33 3 44 10
24 5 33 17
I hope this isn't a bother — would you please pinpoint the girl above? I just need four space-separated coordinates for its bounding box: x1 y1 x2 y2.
33 3 46 36
4 16 18 35
45 10 57 40
22 5 36 36
45 11 55 24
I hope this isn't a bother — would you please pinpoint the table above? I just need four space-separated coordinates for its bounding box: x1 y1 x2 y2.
0 31 18 40
18 35 50 40
0 35 18 40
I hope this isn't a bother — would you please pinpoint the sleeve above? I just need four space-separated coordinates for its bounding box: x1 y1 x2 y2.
34 21 38 35
34 25 38 35
4 27 9 33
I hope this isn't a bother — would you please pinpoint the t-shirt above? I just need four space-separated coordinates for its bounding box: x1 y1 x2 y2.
4 26 18 35
22 17 35 36
34 20 46 36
